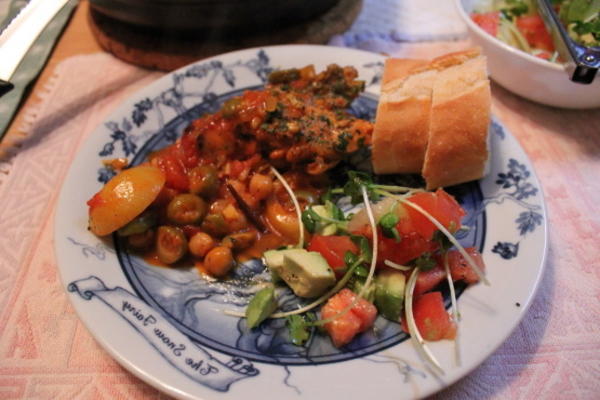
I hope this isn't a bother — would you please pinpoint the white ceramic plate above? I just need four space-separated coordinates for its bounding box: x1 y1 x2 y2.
55 45 547 399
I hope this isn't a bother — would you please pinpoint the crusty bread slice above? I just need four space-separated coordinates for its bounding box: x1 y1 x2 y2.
372 58 434 174
422 51 491 189
381 58 429 86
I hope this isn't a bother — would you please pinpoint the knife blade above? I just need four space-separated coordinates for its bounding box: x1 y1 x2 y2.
0 0 71 96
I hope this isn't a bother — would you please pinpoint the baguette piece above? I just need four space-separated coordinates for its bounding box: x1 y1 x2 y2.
422 50 491 189
372 58 434 174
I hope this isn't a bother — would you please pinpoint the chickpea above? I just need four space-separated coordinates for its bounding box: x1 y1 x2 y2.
221 231 257 251
189 232 216 258
249 173 273 201
204 246 234 277
222 203 248 232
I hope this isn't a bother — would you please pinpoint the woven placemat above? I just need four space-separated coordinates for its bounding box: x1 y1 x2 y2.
89 0 363 71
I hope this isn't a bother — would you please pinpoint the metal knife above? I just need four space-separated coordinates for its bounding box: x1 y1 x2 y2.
0 0 71 96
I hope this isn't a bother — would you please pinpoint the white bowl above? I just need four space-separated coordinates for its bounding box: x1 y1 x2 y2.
455 0 600 109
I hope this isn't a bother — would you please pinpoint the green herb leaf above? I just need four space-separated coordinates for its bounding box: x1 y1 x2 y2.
567 0 595 22
351 234 372 263
433 230 453 252
321 188 334 203
301 208 318 233
343 171 379 204
326 200 346 221
286 314 311 346
414 253 437 271
246 286 278 329
379 212 400 242
344 250 359 267
354 265 369 278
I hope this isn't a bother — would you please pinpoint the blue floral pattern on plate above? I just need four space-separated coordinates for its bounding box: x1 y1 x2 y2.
55 45 548 400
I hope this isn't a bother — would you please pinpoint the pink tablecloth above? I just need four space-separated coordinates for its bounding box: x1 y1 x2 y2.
0 45 599 399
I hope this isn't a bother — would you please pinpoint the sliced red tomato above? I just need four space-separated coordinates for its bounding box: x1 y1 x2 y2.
321 288 377 347
404 189 466 240
447 247 485 284
414 265 446 296
404 291 456 341
377 230 438 267
307 235 359 278
516 15 555 52
471 12 500 37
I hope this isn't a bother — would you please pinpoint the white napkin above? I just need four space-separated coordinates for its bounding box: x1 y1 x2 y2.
330 0 468 52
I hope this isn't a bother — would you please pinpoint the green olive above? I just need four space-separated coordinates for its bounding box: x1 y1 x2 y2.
222 97 242 119
127 229 155 249
117 210 157 236
200 213 229 238
189 165 219 198
167 194 207 225
156 226 187 264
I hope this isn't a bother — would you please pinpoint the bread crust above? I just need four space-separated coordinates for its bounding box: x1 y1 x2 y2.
372 59 433 174
372 48 490 187
381 58 428 86
422 55 491 189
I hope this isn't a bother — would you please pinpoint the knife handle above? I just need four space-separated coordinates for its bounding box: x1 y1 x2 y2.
0 79 14 97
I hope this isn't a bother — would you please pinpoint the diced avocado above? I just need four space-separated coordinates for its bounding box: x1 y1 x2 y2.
264 248 336 298
312 205 337 236
263 248 304 284
374 270 406 321
263 249 292 270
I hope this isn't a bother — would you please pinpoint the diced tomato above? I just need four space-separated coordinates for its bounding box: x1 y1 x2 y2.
404 189 465 240
307 235 359 278
471 12 500 37
516 15 555 52
414 265 446 296
179 133 201 168
447 247 485 284
229 160 245 178
321 288 377 347
534 50 553 60
353 189 464 268
404 291 456 341
151 149 189 191
377 230 438 267
86 192 106 210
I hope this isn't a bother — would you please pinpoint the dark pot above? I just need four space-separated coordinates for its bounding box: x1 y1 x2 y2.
89 0 340 32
